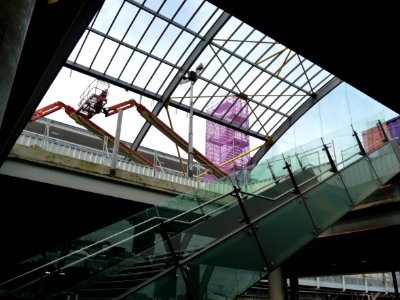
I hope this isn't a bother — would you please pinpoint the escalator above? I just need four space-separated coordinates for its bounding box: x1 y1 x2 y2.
1 137 399 299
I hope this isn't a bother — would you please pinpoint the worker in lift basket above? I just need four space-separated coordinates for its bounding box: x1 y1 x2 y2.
93 89 108 114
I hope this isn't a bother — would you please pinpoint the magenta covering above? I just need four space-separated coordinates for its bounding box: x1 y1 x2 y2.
205 95 250 180
386 115 400 143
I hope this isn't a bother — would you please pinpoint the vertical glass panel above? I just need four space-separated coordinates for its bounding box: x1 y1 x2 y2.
133 57 160 88
76 32 104 66
137 18 168 52
177 37 201 66
108 2 139 40
92 0 124 33
123 10 153 46
143 0 164 12
152 25 181 60
340 157 379 204
91 39 119 73
119 51 146 83
199 7 222 36
262 82 398 165
369 141 400 183
68 30 88 62
186 2 214 33
247 38 275 63
123 268 187 300
303 174 352 232
159 0 183 19
164 30 193 65
185 226 267 299
254 197 316 267
158 68 179 95
173 0 201 27
146 63 173 94
105 45 133 79
4 207 163 299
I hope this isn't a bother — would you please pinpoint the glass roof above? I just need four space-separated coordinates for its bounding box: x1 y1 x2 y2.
62 0 335 162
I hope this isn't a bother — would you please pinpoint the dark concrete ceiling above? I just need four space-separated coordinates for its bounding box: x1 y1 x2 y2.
0 0 104 164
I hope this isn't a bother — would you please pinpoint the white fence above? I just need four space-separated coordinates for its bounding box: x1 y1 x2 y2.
15 130 234 193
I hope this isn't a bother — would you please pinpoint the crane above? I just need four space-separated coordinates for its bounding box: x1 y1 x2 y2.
30 101 153 167
30 87 227 178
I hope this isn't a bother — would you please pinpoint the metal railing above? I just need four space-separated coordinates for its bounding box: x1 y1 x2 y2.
16 130 207 189
15 130 283 194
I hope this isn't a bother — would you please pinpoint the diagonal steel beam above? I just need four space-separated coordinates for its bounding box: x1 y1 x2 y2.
130 12 230 150
209 41 311 95
251 77 342 165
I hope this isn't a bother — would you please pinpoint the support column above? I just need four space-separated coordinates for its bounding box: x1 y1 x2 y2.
289 275 299 300
392 271 399 300
110 108 123 175
0 0 35 128
269 266 285 300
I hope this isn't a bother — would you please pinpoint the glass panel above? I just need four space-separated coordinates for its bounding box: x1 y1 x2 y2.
152 25 181 60
173 0 200 27
92 0 124 33
2 207 155 284
11 109 400 299
303 173 352 232
123 268 188 300
91 39 119 73
339 156 379 204
261 81 398 167
108 2 139 40
159 0 182 19
123 10 153 45
137 18 168 52
183 226 267 299
164 30 194 65
246 143 333 198
105 45 133 78
254 197 316 267
75 32 104 66
368 141 400 184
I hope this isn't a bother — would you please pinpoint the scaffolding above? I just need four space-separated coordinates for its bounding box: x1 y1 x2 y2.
205 95 250 179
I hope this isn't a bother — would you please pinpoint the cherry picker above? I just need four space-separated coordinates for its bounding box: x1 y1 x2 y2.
31 84 227 178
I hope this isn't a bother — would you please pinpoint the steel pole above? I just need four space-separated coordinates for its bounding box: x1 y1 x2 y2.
111 108 123 175
188 81 194 177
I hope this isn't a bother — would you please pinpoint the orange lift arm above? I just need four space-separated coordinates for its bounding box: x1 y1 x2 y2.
105 100 228 178
31 101 67 122
30 102 153 167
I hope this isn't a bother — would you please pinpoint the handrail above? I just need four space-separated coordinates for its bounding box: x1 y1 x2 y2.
1 149 354 292
16 130 204 187
123 139 398 299
243 163 335 202
4 123 386 295
0 189 234 290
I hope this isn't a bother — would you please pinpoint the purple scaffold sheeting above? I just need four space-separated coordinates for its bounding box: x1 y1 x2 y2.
205 95 250 180
386 115 400 144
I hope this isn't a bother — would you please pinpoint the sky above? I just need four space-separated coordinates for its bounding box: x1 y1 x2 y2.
36 67 263 159
32 0 272 160
31 0 398 167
